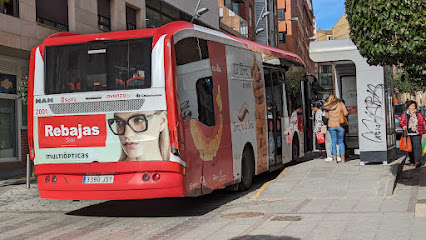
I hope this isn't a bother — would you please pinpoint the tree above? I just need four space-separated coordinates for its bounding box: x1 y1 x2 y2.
345 0 426 86
18 76 28 105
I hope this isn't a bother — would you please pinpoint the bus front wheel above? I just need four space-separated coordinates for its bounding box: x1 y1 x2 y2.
238 148 254 191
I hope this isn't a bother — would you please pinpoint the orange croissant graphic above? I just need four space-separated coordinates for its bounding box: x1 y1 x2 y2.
190 85 223 161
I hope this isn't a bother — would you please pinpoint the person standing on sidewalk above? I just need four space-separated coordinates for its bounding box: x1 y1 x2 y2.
399 100 426 168
312 102 332 161
323 95 348 163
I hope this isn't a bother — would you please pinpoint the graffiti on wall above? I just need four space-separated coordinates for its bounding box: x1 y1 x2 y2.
361 84 384 143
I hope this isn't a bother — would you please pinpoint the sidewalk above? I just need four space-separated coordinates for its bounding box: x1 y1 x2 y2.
254 155 405 201
204 155 426 240
1 154 426 240
176 155 426 240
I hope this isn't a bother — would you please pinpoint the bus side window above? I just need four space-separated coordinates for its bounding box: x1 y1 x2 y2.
175 37 214 125
196 77 215 126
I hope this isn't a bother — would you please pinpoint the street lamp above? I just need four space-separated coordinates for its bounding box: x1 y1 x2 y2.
287 17 299 21
251 6 270 41
297 36 316 76
191 0 209 23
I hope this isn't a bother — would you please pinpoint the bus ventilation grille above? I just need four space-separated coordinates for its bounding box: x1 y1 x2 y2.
48 99 145 114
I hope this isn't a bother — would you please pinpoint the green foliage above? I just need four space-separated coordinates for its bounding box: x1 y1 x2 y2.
18 76 28 105
394 72 414 92
345 0 426 82
284 66 305 110
0 0 10 3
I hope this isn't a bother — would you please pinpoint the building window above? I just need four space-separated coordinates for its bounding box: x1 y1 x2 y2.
0 0 19 17
279 31 286 43
249 4 252 27
146 0 189 28
126 6 137 30
224 0 239 15
97 0 111 31
278 9 284 21
319 65 333 89
36 0 68 31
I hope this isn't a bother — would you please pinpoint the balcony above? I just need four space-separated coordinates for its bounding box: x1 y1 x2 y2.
219 6 248 38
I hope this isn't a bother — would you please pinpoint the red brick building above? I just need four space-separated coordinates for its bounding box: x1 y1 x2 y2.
219 0 255 40
276 0 315 75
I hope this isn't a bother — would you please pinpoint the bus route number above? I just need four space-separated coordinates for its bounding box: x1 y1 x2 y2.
35 109 48 115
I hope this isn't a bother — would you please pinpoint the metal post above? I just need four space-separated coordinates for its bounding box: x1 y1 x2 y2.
191 0 202 23
26 154 31 189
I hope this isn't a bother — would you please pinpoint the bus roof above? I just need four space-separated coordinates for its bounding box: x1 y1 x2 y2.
39 21 304 66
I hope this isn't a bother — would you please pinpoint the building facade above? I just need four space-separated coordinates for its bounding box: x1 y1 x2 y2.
219 0 255 40
253 0 277 46
0 0 218 171
275 0 315 75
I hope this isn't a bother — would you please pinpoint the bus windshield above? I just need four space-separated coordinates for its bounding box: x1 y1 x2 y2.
45 37 152 94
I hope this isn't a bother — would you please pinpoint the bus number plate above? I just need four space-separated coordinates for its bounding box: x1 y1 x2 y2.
83 175 114 184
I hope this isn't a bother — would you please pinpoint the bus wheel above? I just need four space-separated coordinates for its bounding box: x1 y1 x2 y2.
238 148 254 191
291 136 299 162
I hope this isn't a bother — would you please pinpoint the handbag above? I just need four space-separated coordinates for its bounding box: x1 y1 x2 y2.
316 133 325 144
422 139 426 155
322 115 329 126
400 130 412 152
339 102 348 127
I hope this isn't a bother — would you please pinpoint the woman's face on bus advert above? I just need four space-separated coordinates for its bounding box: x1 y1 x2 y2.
108 111 166 161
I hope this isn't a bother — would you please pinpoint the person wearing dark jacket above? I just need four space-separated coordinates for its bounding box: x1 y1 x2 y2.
399 100 426 168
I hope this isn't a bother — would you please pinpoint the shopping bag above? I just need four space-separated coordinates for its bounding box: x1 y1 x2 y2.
316 133 325 144
339 102 348 127
399 131 412 152
423 139 426 155
287 133 293 144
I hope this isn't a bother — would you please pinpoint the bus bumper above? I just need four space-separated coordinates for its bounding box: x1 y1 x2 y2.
35 161 185 200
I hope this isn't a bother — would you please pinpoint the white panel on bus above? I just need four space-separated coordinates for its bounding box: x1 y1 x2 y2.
176 58 212 121
34 47 45 95
225 45 266 178
151 34 166 88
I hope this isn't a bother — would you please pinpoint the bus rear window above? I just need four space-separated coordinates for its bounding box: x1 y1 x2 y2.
45 37 152 94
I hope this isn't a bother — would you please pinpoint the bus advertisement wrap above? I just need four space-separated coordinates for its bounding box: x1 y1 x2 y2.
34 110 170 163
38 114 107 148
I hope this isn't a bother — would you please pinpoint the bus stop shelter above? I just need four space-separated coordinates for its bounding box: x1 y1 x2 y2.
309 39 396 164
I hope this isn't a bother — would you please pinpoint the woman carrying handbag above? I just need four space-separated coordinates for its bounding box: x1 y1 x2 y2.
399 100 426 168
323 95 349 163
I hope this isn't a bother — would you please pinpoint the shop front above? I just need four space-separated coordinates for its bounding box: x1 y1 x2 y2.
0 54 28 164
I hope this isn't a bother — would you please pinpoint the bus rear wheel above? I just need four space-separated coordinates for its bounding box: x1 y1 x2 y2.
238 149 254 191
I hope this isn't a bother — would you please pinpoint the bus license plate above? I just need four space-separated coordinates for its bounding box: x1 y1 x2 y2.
83 175 114 184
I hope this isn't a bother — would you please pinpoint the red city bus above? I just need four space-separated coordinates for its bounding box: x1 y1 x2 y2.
28 21 307 200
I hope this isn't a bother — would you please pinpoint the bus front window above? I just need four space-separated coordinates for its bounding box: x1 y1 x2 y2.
45 37 152 94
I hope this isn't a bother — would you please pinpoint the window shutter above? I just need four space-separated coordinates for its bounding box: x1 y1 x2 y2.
36 0 68 26
126 6 136 25
97 0 111 18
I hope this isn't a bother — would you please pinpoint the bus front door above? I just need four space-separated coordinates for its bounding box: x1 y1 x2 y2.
264 67 283 167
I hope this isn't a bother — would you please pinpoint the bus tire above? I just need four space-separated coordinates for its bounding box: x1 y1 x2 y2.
291 135 299 162
238 148 254 191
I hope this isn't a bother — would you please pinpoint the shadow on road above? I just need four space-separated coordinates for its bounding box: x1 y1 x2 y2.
66 171 280 217
66 155 316 217
397 165 425 187
230 235 300 240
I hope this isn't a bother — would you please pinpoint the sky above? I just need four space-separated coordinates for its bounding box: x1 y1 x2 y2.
313 0 346 30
